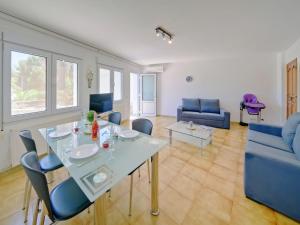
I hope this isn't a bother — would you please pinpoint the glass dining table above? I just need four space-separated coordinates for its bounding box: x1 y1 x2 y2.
39 119 167 225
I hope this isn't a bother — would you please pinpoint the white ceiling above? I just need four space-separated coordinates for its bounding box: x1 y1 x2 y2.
0 0 300 65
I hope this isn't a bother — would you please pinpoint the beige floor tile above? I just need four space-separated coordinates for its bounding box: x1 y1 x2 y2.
188 156 213 171
162 156 186 173
182 201 229 225
231 203 276 225
180 164 208 184
214 155 238 172
209 164 237 183
115 188 149 224
276 212 300 225
134 210 179 225
160 187 193 224
204 174 236 200
169 174 202 200
196 188 233 223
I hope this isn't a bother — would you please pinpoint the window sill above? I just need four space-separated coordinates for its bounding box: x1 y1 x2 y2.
3 107 82 125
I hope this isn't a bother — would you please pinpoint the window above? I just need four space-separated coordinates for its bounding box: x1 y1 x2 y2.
114 71 122 101
98 65 123 101
3 43 81 122
11 51 47 115
99 68 111 94
56 59 78 109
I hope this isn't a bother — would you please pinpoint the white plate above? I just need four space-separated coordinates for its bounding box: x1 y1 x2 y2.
49 130 71 139
70 144 99 159
99 120 108 126
118 130 139 139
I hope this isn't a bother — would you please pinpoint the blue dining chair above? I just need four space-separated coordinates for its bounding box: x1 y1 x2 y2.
108 112 122 125
19 130 63 222
20 151 92 225
128 118 153 216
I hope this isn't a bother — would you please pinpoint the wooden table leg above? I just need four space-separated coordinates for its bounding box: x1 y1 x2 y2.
94 194 107 225
151 152 159 216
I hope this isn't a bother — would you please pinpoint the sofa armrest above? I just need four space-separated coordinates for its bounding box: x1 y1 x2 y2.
245 147 300 219
220 108 230 129
249 123 282 137
177 106 183 122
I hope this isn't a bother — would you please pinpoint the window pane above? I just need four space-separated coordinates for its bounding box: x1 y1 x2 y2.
11 51 46 115
99 68 110 94
142 76 155 101
56 60 78 109
114 71 122 101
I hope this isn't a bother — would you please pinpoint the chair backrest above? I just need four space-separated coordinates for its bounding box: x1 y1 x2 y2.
243 93 258 104
132 118 153 135
108 112 122 125
19 130 37 153
20 152 54 221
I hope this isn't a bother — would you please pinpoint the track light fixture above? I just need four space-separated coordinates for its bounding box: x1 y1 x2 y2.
155 27 173 44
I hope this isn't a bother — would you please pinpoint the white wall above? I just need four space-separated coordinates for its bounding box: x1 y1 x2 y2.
0 13 142 171
157 54 283 124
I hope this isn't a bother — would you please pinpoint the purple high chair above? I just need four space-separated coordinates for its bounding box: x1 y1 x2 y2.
240 93 266 126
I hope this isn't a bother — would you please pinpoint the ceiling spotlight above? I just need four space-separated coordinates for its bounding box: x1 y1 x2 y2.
155 26 174 44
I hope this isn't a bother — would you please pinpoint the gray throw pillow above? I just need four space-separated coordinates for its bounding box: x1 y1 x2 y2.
282 112 300 149
201 99 220 114
182 98 201 112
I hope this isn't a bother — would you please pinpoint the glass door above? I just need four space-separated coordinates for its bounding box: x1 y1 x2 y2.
140 74 156 116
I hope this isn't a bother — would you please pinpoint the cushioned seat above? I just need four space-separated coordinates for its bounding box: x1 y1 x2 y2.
182 111 224 121
248 130 293 153
50 177 91 221
40 153 64 172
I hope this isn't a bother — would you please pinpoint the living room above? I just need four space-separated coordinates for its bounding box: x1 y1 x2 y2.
0 1 300 225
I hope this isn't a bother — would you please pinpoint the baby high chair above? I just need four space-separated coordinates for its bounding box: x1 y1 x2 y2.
240 93 266 126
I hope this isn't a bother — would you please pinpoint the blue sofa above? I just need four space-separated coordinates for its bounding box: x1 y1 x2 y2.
245 112 300 221
177 98 230 129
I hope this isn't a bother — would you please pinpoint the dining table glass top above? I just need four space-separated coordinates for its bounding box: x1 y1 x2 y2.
38 119 167 202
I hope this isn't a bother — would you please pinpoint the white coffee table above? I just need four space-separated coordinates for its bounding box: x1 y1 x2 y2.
166 121 213 151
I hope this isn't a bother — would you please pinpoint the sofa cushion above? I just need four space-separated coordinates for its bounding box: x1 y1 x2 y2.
282 112 300 149
182 111 224 121
182 98 200 112
292 125 300 160
201 99 220 114
248 130 293 153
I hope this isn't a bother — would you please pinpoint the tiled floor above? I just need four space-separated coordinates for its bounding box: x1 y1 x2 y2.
0 116 299 225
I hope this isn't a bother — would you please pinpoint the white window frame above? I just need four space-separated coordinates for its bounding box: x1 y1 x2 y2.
52 54 81 113
97 64 123 103
3 43 52 122
3 43 82 123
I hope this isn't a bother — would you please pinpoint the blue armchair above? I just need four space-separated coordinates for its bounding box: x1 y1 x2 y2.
245 112 300 222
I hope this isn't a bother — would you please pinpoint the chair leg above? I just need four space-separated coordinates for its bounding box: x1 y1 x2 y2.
22 178 29 210
147 160 151 183
138 168 141 179
39 204 46 225
32 198 40 225
24 184 32 223
129 175 133 216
